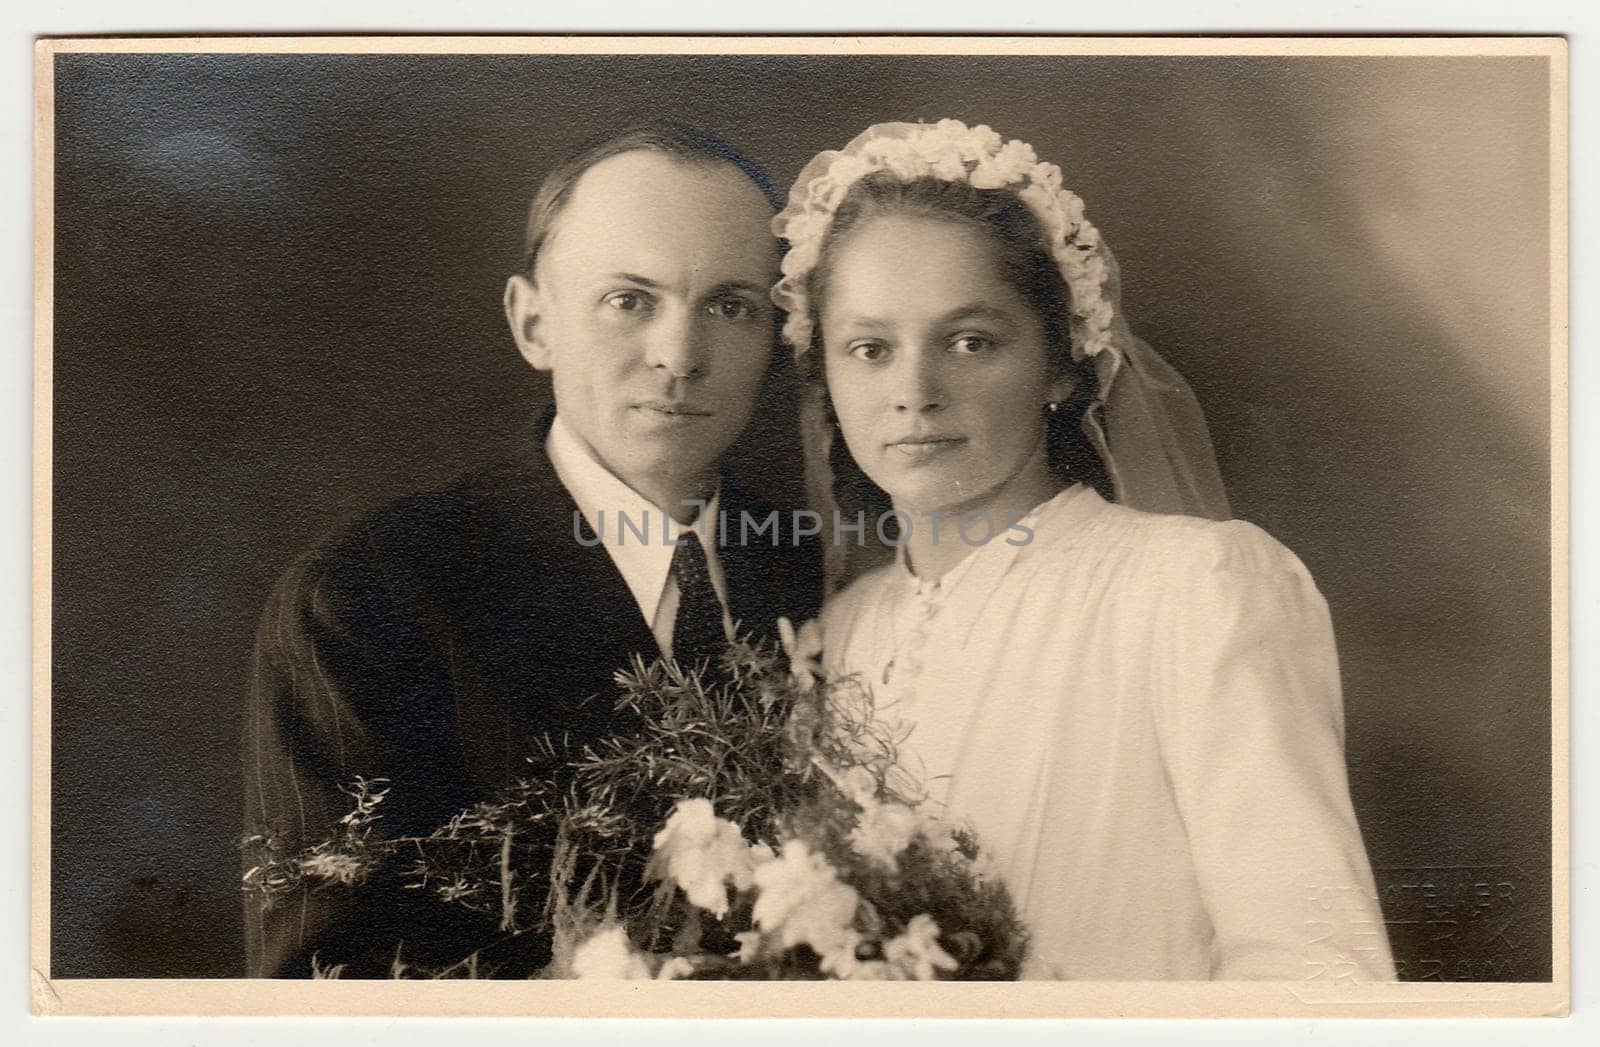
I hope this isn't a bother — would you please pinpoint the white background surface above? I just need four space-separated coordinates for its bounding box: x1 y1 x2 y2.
5 2 1590 1044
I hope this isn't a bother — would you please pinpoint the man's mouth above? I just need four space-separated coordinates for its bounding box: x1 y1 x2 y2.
635 400 713 418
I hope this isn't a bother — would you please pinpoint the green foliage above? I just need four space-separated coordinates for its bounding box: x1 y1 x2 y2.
242 635 1027 979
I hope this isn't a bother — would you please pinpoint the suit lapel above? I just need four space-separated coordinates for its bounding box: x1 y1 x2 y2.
717 482 783 646
445 417 821 795
449 421 660 791
718 481 824 645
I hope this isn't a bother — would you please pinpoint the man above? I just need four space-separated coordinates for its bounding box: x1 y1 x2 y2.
243 126 821 978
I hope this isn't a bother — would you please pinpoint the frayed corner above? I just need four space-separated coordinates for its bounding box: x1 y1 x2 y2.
30 968 61 1015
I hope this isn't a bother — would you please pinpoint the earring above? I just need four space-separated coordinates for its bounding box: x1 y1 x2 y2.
1046 401 1062 413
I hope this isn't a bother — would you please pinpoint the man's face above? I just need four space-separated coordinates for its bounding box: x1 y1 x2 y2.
506 150 778 508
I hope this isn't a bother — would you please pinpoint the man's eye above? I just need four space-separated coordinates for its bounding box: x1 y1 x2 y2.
950 334 994 354
604 291 650 312
848 342 888 362
709 297 758 321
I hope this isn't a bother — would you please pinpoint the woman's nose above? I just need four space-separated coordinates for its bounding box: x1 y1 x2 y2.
644 307 704 379
893 350 946 413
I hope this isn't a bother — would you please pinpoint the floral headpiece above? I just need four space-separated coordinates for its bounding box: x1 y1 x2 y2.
771 119 1117 363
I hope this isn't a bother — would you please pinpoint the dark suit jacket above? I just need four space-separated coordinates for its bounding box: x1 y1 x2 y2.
243 428 821 977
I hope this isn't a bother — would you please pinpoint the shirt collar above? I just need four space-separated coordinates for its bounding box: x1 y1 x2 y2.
893 485 1087 599
546 413 722 623
894 539 981 601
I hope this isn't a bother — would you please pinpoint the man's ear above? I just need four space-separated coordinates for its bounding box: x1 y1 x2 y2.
504 273 551 371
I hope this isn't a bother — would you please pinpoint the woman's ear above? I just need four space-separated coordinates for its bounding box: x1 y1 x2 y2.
1047 369 1080 407
503 273 550 371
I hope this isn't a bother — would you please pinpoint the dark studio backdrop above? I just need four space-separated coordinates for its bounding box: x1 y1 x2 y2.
49 51 1553 979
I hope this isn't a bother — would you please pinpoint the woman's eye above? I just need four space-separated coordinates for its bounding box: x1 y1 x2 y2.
848 342 888 362
604 291 651 313
950 334 994 355
709 296 758 321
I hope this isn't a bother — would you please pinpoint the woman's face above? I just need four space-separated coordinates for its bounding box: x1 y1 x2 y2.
819 213 1069 519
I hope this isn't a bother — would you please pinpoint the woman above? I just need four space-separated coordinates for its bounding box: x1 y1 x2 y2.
772 120 1395 981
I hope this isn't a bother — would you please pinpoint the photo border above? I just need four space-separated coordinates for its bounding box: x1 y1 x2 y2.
29 32 1570 1020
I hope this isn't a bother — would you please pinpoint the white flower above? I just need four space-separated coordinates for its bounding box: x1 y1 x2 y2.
844 959 894 980
777 616 824 692
1004 139 1040 168
971 124 1005 156
837 764 878 806
299 850 365 886
929 150 968 180
985 138 1039 183
572 924 653 980
817 929 866 978
1083 253 1109 287
778 883 859 961
883 914 958 981
911 133 966 179
908 134 940 163
773 118 1119 370
882 148 925 182
1018 184 1065 238
656 956 696 981
849 800 921 872
751 839 860 962
937 119 1002 161
1034 161 1064 193
733 929 765 965
648 798 755 918
917 814 963 858
1058 190 1088 227
856 137 928 182
958 839 1003 883
858 138 897 167
1074 220 1101 253
967 160 1006 190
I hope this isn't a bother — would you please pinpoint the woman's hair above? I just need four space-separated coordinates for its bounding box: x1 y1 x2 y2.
800 172 1112 527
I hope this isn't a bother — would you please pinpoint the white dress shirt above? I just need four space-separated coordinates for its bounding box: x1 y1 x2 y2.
820 484 1396 981
545 414 732 662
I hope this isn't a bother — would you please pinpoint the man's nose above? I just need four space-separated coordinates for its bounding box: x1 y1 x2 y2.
893 348 946 413
643 305 704 380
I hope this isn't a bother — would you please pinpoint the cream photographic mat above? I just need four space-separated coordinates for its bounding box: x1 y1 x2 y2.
32 34 1569 1018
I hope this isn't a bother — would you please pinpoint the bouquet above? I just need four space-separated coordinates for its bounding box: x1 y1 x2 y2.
242 620 1028 980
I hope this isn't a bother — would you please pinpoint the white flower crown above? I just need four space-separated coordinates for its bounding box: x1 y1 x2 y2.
770 119 1116 362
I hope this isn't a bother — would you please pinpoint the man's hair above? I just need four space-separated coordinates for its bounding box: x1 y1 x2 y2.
520 124 781 276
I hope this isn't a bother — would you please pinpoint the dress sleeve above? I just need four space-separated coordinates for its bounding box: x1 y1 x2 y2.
1151 521 1395 981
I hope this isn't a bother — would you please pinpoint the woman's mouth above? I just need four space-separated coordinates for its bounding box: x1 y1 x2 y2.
887 436 966 461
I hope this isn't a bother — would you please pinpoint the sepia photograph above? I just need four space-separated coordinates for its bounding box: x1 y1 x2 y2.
32 35 1567 1017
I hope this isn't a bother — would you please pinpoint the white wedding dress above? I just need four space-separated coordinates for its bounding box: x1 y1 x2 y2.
819 484 1396 980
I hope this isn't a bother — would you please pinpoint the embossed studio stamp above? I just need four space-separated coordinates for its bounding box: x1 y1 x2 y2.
1375 867 1530 981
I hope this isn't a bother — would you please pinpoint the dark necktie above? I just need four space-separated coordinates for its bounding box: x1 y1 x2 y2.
669 531 728 672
